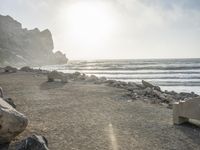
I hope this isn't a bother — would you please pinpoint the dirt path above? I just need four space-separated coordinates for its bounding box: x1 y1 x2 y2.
0 72 200 150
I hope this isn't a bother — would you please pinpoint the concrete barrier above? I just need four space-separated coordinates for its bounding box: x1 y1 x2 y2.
173 97 200 125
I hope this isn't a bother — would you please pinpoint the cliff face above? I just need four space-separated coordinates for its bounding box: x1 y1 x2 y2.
0 15 68 66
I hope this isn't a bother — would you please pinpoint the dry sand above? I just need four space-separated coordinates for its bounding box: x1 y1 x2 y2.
0 71 200 150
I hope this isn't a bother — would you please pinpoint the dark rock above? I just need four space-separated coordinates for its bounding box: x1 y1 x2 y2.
86 75 99 82
142 80 161 91
95 77 107 84
47 71 68 83
124 82 140 91
4 66 17 73
74 72 81 76
0 143 9 150
105 80 116 85
20 66 33 72
15 134 49 150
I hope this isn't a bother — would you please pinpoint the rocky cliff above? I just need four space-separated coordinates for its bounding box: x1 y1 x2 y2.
0 15 68 66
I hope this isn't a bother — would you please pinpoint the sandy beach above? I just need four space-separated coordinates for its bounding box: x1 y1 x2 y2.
0 71 199 150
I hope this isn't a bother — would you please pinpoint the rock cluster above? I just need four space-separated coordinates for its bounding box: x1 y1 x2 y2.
0 14 68 66
0 86 49 150
2 67 197 109
49 70 198 108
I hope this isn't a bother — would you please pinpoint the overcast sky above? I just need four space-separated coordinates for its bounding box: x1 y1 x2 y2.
0 0 200 60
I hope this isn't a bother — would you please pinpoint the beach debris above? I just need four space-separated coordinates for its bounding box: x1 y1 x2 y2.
47 70 68 83
0 97 28 145
15 134 49 150
4 66 18 73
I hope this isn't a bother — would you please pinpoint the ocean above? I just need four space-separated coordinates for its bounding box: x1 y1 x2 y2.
40 59 200 94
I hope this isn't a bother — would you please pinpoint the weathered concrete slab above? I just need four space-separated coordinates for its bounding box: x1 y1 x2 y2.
173 97 200 124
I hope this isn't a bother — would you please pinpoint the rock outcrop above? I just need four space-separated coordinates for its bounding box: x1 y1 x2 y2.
0 14 68 67
0 98 28 145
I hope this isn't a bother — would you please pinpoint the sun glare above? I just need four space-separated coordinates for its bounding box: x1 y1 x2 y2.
64 2 115 45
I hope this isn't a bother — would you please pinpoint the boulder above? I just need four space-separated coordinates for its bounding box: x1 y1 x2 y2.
73 72 81 77
20 66 33 72
142 80 161 91
4 66 17 73
94 77 107 84
47 71 68 83
86 75 99 82
124 82 140 91
0 87 16 108
15 134 49 150
0 97 28 144
71 72 87 80
3 97 16 108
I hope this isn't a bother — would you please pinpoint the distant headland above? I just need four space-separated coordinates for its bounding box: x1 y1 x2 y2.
0 14 68 67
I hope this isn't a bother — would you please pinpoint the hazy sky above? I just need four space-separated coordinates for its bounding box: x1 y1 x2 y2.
0 0 200 59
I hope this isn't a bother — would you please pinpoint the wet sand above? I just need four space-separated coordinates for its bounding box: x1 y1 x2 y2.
0 71 200 150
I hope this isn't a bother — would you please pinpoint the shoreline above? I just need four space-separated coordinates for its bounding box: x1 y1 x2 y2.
0 66 200 149
1 66 199 108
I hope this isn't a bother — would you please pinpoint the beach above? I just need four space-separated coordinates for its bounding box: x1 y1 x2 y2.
0 70 200 150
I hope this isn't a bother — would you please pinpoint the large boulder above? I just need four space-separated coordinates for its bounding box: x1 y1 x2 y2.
142 80 161 91
3 97 16 108
47 71 68 83
4 66 18 73
86 75 99 82
15 134 49 150
20 66 33 72
0 98 28 144
0 87 16 108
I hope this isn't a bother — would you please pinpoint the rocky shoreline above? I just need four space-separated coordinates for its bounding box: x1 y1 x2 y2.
0 66 199 149
1 66 199 108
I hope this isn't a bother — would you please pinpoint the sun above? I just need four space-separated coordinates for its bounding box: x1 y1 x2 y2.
63 1 115 45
